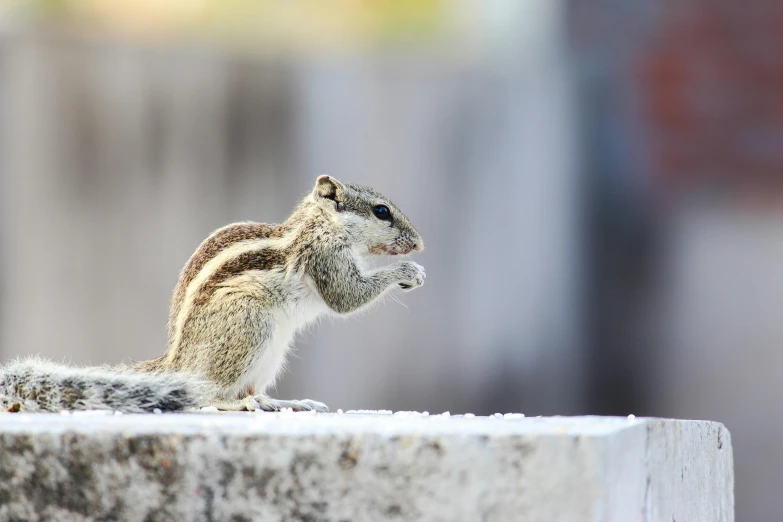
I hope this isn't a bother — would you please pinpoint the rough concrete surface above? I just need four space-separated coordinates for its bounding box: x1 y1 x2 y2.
0 412 733 522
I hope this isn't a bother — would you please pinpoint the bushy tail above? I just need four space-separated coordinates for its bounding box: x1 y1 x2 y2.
0 356 215 413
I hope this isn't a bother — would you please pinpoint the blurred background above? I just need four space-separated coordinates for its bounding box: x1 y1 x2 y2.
0 0 780 519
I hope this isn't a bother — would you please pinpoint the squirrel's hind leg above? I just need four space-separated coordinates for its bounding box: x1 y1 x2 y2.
206 396 262 411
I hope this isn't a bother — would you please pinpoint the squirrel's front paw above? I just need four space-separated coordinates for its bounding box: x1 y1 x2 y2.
396 261 426 291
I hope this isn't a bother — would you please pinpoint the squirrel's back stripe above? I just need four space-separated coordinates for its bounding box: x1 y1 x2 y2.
167 230 298 362
190 248 290 309
168 222 286 337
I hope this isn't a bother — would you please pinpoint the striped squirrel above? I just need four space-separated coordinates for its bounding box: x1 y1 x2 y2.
0 176 425 413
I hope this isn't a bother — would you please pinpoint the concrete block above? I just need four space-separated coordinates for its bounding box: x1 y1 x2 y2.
0 413 733 522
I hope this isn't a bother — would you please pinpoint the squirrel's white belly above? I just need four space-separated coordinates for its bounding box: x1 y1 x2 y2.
243 281 330 394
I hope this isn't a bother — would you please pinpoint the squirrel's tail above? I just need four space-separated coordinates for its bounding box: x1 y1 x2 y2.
0 356 215 413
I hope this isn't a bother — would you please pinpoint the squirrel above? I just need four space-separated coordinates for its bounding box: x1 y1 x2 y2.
0 176 425 413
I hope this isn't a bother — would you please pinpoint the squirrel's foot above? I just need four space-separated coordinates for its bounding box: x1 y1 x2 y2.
256 395 329 412
207 395 328 412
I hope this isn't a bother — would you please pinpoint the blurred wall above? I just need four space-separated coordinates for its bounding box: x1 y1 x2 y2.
571 2 783 521
0 0 583 416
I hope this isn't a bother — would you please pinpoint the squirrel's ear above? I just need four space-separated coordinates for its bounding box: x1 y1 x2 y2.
314 175 345 202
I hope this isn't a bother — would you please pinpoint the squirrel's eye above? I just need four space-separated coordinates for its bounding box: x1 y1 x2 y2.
372 205 391 221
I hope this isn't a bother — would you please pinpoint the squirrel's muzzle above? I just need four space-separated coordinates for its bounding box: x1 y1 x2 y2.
398 235 424 255
370 236 423 256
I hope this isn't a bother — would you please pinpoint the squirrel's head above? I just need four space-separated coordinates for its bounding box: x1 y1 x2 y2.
312 175 424 256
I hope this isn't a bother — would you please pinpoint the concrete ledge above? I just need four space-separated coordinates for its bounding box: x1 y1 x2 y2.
0 413 733 522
